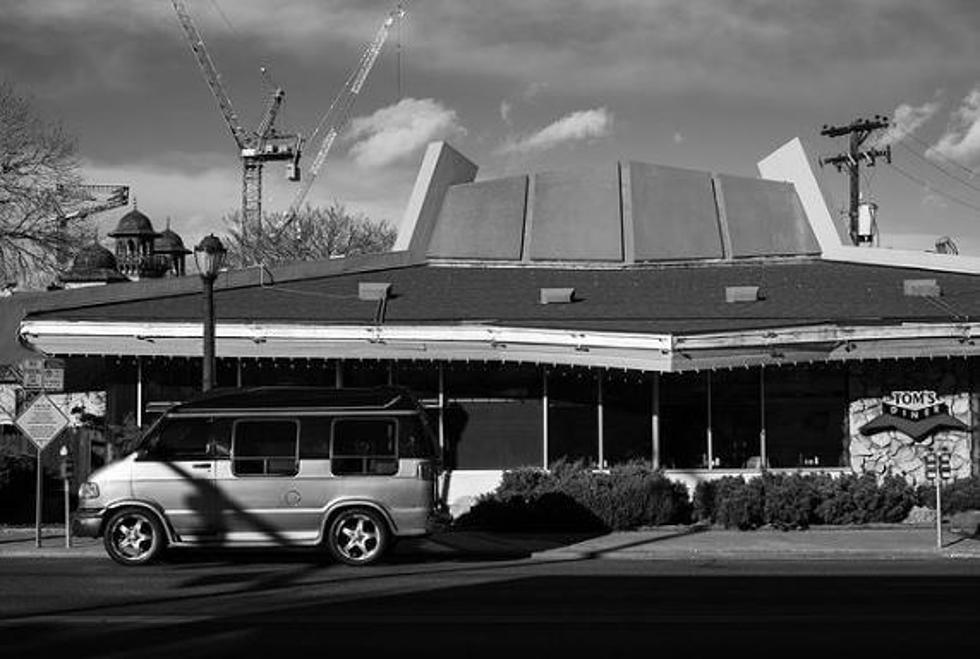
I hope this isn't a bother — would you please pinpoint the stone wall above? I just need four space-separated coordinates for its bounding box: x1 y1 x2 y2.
847 360 974 486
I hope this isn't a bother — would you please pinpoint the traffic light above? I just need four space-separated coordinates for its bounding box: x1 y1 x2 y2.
924 452 937 481
939 451 952 480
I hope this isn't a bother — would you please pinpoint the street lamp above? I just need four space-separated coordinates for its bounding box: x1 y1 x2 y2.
194 234 226 392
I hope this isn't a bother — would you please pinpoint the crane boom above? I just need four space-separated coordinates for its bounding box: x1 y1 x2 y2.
281 6 405 226
171 0 248 150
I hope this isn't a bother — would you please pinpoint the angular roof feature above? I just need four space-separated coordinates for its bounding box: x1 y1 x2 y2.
629 162 723 262
529 165 622 262
717 174 820 258
427 175 527 260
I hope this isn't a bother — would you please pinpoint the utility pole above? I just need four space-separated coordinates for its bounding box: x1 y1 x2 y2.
819 116 892 246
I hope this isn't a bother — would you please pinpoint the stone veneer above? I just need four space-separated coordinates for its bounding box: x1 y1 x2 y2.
847 361 975 486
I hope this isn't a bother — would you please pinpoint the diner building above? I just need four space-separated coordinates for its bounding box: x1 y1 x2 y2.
8 138 980 513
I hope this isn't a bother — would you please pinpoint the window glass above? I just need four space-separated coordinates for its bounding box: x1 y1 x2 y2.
332 418 397 476
399 416 437 459
300 416 332 459
233 420 299 476
147 418 214 461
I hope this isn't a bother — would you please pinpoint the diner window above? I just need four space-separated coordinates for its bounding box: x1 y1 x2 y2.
331 418 398 476
232 420 299 476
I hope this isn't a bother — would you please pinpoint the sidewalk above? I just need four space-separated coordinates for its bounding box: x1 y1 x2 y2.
1 524 978 561
524 524 980 561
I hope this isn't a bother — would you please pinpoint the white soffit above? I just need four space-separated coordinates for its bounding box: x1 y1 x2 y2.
758 137 980 275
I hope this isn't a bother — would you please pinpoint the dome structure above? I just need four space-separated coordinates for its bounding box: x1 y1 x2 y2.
59 242 128 288
154 228 191 255
109 208 158 238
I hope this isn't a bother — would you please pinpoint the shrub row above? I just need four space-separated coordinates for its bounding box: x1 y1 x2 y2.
459 465 980 532
694 472 918 530
456 460 692 532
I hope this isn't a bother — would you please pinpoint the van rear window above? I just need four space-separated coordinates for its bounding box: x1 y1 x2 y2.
233 420 299 476
331 419 397 476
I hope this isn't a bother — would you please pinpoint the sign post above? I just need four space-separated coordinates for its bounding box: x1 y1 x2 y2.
15 393 70 548
925 446 953 550
59 445 72 549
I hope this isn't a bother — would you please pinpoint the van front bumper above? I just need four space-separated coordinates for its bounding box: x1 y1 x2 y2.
72 508 105 538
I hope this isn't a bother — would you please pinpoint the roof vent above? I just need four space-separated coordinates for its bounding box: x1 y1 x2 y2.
358 282 391 301
540 287 575 304
725 285 761 303
903 279 941 297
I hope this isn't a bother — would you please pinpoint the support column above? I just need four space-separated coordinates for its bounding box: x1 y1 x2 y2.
437 364 445 454
597 371 605 468
652 373 661 470
706 372 714 469
542 368 549 469
760 366 767 470
335 361 343 388
236 358 243 387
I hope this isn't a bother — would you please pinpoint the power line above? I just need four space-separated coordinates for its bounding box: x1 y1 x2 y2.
888 161 980 214
903 131 979 179
896 140 980 196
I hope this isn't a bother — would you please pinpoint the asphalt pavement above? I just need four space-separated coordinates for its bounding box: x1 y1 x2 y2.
3 522 979 561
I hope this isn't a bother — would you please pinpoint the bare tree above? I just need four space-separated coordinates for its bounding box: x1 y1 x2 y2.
0 80 89 288
222 202 397 269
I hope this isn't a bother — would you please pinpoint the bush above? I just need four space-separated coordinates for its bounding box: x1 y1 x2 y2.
713 476 765 530
916 475 980 514
763 473 819 530
815 473 916 525
458 460 691 531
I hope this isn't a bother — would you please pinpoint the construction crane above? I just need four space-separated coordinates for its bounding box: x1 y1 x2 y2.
279 5 406 232
48 184 130 265
171 0 300 233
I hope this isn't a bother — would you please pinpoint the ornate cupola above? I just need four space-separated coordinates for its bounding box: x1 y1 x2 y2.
108 202 162 280
153 218 191 277
59 239 128 289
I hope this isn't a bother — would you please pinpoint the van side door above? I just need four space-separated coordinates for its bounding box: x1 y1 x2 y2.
212 418 309 543
132 416 229 542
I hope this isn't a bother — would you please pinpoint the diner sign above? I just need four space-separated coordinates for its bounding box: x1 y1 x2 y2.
860 390 968 442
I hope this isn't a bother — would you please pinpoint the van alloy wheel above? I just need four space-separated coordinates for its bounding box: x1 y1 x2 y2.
327 509 388 566
104 508 164 566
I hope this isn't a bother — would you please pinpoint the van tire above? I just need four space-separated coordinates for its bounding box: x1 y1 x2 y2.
326 508 389 566
104 508 166 566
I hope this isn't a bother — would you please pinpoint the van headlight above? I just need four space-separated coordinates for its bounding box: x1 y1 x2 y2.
79 482 100 499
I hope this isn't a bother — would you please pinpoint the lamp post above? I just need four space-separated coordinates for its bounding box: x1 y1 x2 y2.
194 234 226 392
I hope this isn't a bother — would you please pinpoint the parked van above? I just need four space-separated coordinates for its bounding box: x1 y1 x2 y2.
73 386 445 566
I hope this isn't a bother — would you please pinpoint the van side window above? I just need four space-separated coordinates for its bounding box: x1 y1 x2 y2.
331 419 397 476
146 418 225 461
299 416 332 459
233 420 299 477
399 416 437 459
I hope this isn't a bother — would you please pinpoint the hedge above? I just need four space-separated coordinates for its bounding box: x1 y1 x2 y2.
456 460 691 531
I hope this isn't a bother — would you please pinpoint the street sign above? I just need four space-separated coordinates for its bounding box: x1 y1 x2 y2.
20 357 64 392
15 393 69 451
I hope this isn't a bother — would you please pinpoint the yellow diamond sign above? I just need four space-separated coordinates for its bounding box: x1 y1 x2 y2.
15 393 69 451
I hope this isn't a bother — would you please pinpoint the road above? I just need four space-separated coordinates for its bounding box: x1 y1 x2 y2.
2 545 980 656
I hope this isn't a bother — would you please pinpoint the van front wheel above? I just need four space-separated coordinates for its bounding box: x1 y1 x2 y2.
104 508 165 566
326 509 388 566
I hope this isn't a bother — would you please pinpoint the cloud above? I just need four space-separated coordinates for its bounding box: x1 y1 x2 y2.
500 100 513 126
498 107 613 154
346 98 464 168
877 99 942 146
928 87 980 167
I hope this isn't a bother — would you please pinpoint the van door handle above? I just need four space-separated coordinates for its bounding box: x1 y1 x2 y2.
191 463 211 469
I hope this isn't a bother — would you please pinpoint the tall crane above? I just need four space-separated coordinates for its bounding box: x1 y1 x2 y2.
49 184 130 265
279 5 406 232
171 0 300 233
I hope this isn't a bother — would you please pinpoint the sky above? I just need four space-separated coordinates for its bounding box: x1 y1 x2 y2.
5 0 980 255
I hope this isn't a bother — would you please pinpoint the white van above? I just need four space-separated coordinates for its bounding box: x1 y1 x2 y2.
73 386 445 566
